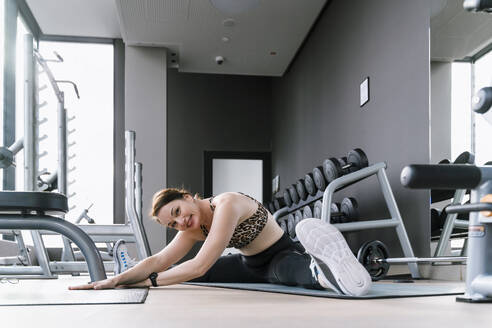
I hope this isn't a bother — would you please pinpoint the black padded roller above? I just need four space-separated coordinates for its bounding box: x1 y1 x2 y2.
401 164 481 190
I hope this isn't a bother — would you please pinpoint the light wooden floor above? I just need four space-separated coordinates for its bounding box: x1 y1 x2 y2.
1 277 490 328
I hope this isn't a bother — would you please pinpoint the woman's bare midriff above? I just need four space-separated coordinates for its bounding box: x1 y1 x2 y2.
238 213 285 256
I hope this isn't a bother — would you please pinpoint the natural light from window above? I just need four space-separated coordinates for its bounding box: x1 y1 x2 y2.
38 41 114 228
473 51 492 165
450 62 472 161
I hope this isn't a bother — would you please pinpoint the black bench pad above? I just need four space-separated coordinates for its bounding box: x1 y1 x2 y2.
0 191 68 213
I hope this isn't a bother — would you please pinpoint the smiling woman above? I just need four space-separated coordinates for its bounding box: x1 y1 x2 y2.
69 187 372 297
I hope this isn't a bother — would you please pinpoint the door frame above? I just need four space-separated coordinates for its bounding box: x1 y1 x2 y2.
203 151 271 199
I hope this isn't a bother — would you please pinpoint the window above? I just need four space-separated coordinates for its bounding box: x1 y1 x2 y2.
38 41 114 225
451 47 492 165
14 15 31 191
0 0 4 134
473 50 492 165
0 0 5 187
450 62 472 161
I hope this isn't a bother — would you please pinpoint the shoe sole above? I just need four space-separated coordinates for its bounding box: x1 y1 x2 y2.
296 218 372 296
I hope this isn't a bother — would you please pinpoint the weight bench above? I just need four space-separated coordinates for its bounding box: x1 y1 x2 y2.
0 191 106 282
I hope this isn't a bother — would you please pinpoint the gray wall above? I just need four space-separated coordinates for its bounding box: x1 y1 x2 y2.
271 0 431 256
125 46 167 255
166 68 272 253
430 61 452 164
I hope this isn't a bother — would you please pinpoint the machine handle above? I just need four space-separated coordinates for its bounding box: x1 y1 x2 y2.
446 203 492 214
401 164 481 189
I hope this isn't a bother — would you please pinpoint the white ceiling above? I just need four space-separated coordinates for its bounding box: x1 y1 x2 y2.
26 0 327 76
431 0 492 61
26 0 121 39
25 0 492 73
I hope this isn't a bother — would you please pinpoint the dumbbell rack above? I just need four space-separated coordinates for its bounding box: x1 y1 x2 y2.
273 162 420 279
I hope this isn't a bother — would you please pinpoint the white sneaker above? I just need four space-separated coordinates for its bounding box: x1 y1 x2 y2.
296 218 372 296
113 239 138 275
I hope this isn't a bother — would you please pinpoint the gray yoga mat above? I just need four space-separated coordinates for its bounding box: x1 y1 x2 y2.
186 282 465 299
0 278 148 306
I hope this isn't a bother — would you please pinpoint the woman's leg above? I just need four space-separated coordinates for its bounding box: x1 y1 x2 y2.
189 253 269 283
267 249 321 289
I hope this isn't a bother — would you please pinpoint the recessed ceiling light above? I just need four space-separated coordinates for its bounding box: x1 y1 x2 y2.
222 37 230 43
223 18 235 27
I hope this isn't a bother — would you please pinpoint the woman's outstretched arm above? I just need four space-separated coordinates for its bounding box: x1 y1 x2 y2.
68 231 196 290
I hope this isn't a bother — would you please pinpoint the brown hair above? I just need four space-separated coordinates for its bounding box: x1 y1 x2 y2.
149 188 199 220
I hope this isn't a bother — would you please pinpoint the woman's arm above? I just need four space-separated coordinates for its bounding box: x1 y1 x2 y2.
69 231 196 290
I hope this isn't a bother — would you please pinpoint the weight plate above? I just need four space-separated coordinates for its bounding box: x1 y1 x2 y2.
330 202 340 214
273 196 286 211
302 205 313 219
472 87 492 114
313 166 327 191
313 200 323 219
323 158 343 183
294 210 303 226
356 240 390 281
347 148 369 172
0 147 14 169
341 197 358 220
286 214 296 239
453 151 475 164
296 179 308 201
288 185 300 204
304 173 317 196
283 189 293 207
279 219 288 233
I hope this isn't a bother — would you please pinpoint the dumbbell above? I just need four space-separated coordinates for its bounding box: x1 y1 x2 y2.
303 172 318 196
313 200 323 219
296 178 309 201
283 184 300 207
267 202 276 214
312 198 359 223
312 165 328 192
273 196 286 211
302 205 313 219
294 210 303 226
277 216 288 233
286 214 296 238
472 86 492 115
323 149 369 182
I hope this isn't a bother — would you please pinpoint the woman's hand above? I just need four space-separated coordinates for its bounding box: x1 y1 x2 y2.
68 277 118 290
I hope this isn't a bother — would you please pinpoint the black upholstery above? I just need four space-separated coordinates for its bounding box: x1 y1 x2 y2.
0 191 68 213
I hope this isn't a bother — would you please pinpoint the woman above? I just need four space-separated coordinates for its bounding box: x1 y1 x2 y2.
69 188 371 296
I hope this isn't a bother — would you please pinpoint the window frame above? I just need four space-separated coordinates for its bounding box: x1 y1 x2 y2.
2 0 125 223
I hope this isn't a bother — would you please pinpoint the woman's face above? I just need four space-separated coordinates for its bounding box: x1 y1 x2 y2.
156 195 200 231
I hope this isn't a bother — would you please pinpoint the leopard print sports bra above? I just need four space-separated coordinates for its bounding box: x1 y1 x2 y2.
200 192 268 249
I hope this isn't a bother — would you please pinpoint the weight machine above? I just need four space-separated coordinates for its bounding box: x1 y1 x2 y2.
0 34 151 278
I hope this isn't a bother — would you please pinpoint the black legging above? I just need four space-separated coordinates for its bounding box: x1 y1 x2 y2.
190 233 321 289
